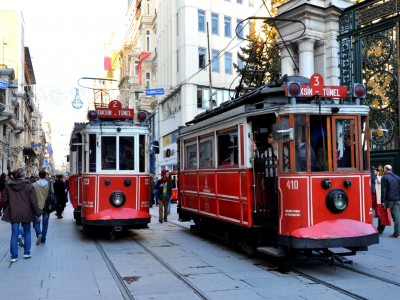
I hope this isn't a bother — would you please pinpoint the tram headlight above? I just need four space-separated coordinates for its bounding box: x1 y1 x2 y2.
109 191 126 207
343 178 352 189
326 189 348 214
321 178 332 189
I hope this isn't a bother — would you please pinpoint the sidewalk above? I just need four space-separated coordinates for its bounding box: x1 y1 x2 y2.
0 202 182 300
0 204 126 300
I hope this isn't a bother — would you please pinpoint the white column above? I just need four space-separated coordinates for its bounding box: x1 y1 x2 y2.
280 45 297 76
297 39 315 78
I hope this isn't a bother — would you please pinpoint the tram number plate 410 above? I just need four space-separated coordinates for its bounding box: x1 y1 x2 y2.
286 180 299 189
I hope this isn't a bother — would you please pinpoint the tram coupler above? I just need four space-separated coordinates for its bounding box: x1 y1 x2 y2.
334 255 353 265
113 226 122 232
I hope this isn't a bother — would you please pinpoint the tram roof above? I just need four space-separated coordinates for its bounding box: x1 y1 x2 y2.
181 83 370 136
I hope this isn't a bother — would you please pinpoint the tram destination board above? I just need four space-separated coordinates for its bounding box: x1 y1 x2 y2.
298 85 348 98
95 100 134 119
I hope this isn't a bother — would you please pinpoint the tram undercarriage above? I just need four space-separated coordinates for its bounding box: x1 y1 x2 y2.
74 205 150 240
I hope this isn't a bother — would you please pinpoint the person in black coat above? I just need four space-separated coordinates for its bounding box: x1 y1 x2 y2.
381 165 400 238
54 175 67 219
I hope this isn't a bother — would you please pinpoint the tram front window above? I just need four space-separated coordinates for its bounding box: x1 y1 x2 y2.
119 136 135 170
295 115 322 172
336 118 356 168
102 136 116 170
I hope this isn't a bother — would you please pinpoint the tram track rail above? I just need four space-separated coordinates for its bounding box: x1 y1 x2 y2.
93 224 209 300
93 215 400 300
134 238 209 300
94 239 135 300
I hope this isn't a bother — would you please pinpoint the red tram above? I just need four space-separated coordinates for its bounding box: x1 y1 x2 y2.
177 75 379 258
68 100 152 238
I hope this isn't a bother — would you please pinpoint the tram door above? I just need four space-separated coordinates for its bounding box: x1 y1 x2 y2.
250 115 279 230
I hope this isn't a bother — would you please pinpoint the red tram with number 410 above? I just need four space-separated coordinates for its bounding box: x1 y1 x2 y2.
177 74 379 260
68 99 154 239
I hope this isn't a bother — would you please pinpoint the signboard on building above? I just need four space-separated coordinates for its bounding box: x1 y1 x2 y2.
145 88 164 96
0 81 9 89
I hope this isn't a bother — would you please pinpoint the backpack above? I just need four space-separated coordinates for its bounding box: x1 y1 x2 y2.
44 181 57 213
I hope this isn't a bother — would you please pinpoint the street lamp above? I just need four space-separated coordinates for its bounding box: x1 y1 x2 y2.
72 88 83 109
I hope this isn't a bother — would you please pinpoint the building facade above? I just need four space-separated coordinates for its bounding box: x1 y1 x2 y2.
0 8 50 177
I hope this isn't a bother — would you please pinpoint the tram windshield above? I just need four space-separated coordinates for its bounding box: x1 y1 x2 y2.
101 136 135 171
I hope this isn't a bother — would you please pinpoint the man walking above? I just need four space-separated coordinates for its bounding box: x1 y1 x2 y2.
156 169 172 223
1 168 42 262
381 164 400 238
33 170 51 245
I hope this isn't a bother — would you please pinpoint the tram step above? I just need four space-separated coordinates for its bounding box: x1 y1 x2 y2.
257 246 286 257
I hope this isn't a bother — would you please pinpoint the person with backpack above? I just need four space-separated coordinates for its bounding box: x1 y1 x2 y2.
1 168 41 263
32 170 52 245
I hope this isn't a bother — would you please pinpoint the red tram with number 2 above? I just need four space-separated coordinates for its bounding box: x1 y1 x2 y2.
178 74 379 259
68 100 152 239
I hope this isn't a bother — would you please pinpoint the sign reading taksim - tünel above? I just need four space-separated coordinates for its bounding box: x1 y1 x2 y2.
95 100 134 119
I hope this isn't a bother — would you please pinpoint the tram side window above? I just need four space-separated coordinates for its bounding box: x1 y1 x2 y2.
185 143 197 169
89 134 96 172
361 116 369 171
139 135 145 172
102 136 116 170
119 136 135 170
281 116 291 173
199 138 214 168
217 129 238 166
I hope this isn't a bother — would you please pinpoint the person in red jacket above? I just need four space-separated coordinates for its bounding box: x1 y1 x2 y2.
1 168 41 263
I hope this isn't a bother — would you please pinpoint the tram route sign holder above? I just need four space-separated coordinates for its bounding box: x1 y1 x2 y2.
286 74 348 98
95 100 134 119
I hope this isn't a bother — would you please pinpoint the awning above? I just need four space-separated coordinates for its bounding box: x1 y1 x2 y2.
23 147 37 157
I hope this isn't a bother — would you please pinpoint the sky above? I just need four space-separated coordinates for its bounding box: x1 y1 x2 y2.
0 0 126 166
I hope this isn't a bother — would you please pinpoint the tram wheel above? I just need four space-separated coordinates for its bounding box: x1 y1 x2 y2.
110 230 117 241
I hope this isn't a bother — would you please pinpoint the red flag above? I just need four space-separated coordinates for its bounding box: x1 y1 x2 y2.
138 52 151 85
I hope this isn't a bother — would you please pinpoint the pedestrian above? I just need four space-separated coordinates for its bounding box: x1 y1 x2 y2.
371 167 384 234
54 174 67 219
380 164 400 238
32 170 52 245
153 174 158 206
149 174 155 208
1 168 42 263
166 171 175 214
156 169 172 223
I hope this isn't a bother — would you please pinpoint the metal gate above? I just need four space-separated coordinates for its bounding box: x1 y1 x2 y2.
338 0 400 170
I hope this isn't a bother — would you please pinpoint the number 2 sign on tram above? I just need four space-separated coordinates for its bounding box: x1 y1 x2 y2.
286 73 348 98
